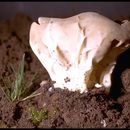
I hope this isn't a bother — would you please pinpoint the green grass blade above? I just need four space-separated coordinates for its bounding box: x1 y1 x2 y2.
21 92 42 101
11 54 25 101
1 53 41 102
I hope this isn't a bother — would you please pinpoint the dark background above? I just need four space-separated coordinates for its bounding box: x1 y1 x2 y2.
0 2 130 20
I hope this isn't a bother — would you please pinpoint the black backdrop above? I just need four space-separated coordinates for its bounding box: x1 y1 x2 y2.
0 2 130 20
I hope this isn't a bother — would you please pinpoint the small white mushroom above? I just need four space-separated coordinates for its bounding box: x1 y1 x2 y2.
29 12 130 93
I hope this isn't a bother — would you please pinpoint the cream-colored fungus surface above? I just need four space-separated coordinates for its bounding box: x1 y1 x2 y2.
30 12 130 93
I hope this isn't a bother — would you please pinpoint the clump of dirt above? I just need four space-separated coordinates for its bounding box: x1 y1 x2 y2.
0 12 130 128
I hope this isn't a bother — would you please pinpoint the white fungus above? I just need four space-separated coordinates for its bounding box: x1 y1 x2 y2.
29 12 130 93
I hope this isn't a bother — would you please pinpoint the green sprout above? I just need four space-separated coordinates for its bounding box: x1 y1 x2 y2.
28 106 48 126
1 53 41 102
11 53 25 101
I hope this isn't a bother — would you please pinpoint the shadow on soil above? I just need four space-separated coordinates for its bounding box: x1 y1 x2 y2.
109 47 130 99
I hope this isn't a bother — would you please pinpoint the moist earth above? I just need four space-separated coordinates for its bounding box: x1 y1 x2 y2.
0 13 130 128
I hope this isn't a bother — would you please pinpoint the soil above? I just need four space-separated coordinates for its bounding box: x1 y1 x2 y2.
0 13 130 128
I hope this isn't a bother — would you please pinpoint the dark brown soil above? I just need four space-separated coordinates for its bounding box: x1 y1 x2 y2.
0 13 130 128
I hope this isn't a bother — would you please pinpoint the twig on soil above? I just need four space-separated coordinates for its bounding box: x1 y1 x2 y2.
21 91 42 101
